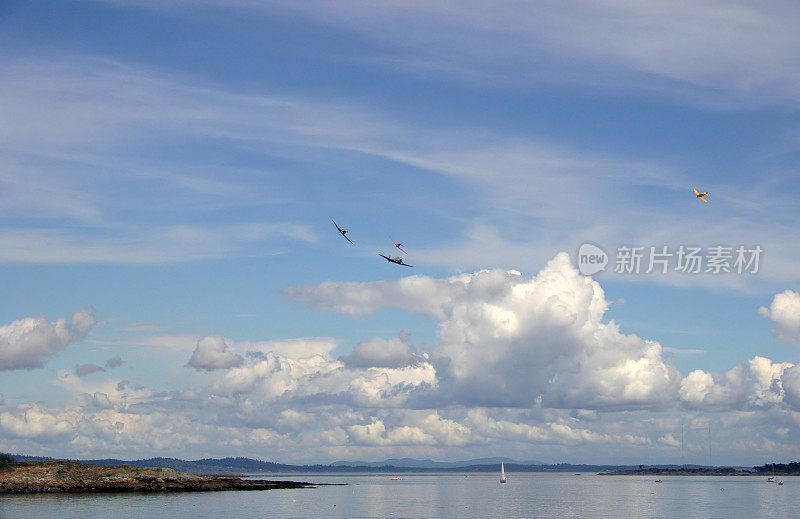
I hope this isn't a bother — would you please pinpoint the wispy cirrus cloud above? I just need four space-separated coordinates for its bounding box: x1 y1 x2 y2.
105 0 800 108
2 52 798 285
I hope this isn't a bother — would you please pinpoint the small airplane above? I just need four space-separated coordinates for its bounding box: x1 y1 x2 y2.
694 189 709 202
379 253 413 267
332 219 354 244
390 236 407 254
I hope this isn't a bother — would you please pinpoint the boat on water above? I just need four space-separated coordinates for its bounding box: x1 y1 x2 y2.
778 480 784 485
500 462 507 483
654 479 663 483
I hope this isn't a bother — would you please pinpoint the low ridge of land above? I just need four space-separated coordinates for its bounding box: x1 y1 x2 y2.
599 467 752 476
0 460 315 494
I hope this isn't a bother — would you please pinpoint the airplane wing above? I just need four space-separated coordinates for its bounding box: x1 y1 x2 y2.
694 189 700 196
332 220 354 244
378 254 413 267
699 196 708 202
390 237 407 254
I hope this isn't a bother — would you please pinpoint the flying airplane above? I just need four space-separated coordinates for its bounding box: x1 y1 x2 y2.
379 253 413 267
694 189 709 202
389 237 407 254
332 219 354 244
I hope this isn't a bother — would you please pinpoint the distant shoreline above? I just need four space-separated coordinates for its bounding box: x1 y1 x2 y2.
599 468 778 476
4 454 796 477
3 454 726 474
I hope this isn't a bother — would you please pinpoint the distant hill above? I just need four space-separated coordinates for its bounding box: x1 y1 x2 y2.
90 458 631 474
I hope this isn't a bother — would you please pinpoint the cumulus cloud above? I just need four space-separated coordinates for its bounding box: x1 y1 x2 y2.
0 404 75 440
780 364 800 410
760 290 800 344
210 350 436 410
341 334 421 368
679 356 793 410
186 335 244 371
240 337 338 359
465 409 649 446
289 253 680 409
5 260 800 462
348 419 432 446
0 309 96 371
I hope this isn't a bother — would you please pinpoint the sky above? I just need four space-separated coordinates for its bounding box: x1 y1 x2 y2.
1 0 800 466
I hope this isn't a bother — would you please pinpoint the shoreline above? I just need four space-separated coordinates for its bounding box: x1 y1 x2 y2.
0 461 324 494
599 469 780 476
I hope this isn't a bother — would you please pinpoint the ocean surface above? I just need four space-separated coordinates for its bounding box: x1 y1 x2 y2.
1 472 797 518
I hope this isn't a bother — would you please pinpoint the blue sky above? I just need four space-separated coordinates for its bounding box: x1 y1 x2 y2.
2 0 800 465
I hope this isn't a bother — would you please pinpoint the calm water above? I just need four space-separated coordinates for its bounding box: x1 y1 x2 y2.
0 473 797 518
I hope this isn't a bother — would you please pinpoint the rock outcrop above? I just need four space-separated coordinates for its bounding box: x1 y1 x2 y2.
0 461 314 493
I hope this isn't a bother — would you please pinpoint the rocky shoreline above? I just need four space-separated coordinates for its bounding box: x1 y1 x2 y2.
0 461 317 494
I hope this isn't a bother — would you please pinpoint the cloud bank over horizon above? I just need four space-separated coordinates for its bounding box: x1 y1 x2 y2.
2 256 800 465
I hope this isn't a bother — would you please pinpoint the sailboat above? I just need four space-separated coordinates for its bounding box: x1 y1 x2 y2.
500 462 507 483
767 463 776 482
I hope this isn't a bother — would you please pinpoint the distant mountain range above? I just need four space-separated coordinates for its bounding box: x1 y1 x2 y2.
5 453 720 474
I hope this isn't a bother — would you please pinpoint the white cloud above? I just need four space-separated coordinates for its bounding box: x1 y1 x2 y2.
289 253 681 409
780 365 800 410
208 348 436 410
186 335 244 371
465 408 649 446
348 419 432 446
658 433 681 448
679 356 793 410
0 404 75 440
211 353 344 400
122 333 337 357
760 290 800 344
54 371 157 408
239 337 338 359
341 335 420 368
0 309 96 371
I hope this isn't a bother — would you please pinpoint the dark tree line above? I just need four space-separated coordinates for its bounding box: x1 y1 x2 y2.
754 462 800 474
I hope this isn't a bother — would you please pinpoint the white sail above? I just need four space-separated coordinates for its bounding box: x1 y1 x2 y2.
500 462 506 483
